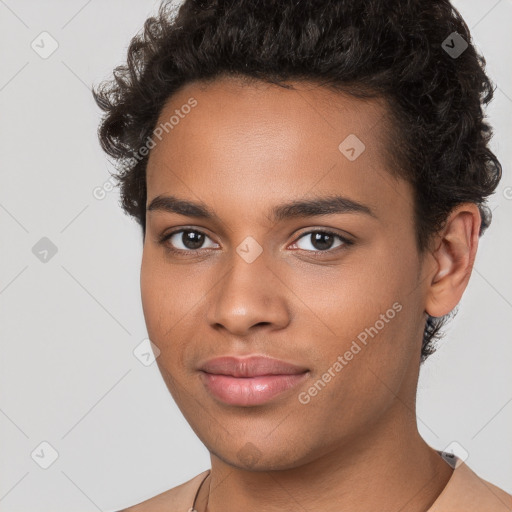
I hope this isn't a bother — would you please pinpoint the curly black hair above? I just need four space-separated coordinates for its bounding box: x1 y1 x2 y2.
92 0 502 362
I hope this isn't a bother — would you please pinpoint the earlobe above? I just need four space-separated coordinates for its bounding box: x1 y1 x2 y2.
425 204 481 317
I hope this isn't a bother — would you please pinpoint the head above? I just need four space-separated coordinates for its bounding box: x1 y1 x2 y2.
93 0 501 470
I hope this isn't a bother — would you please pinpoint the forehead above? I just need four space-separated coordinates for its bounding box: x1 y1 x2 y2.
145 76 410 223
148 76 389 168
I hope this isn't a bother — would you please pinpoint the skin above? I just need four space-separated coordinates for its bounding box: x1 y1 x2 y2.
131 76 480 512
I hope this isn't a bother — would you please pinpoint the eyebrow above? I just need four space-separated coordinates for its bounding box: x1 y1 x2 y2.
147 194 377 222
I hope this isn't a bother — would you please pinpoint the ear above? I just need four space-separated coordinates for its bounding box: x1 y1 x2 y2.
425 203 481 318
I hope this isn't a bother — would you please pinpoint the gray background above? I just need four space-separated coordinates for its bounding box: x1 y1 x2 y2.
0 1 510 511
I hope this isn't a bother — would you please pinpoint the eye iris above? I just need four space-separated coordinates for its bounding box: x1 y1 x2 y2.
182 230 204 249
311 232 334 251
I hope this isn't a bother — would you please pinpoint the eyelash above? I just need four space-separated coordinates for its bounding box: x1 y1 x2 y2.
157 228 353 257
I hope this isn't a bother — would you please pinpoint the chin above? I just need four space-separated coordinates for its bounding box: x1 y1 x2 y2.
207 438 315 472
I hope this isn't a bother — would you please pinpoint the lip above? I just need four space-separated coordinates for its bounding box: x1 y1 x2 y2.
199 355 309 377
199 356 309 406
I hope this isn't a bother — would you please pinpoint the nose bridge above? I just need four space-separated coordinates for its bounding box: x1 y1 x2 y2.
207 240 290 334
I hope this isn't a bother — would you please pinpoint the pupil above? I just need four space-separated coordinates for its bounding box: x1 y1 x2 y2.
183 230 204 249
312 232 333 251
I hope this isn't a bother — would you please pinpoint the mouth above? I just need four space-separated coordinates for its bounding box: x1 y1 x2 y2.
198 355 309 406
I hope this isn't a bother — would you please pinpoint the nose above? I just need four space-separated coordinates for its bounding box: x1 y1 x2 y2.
206 249 291 337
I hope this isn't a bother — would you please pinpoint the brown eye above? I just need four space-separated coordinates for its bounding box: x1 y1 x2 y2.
175 230 206 250
160 229 218 252
291 230 351 252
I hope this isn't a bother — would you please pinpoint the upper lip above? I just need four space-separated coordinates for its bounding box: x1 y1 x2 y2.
199 356 309 377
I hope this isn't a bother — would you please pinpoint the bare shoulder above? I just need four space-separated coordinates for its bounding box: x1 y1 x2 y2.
117 470 210 512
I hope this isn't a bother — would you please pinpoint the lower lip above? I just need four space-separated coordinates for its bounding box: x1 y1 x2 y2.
200 371 309 406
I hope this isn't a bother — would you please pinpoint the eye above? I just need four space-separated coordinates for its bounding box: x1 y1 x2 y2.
158 227 353 256
289 230 352 253
159 229 218 253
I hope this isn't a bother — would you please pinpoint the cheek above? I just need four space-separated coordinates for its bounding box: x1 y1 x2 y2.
140 249 209 372
140 251 183 354
313 240 421 369
140 249 188 325
140 252 162 338
322 248 409 320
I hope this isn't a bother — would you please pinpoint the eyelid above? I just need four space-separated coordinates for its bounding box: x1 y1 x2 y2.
157 227 219 250
158 226 353 254
289 229 353 253
293 227 354 243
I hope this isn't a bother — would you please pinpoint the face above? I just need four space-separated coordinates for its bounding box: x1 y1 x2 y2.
141 76 430 471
